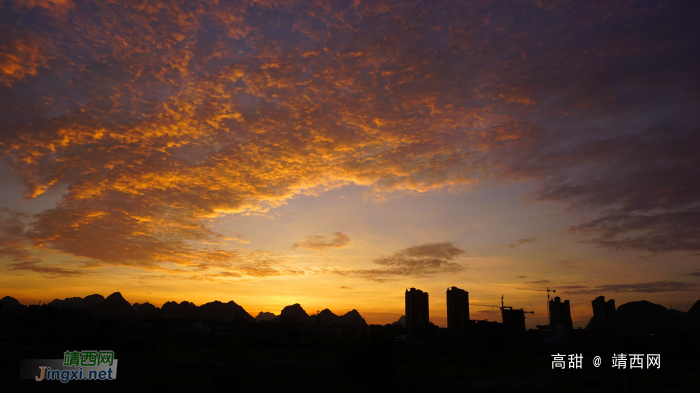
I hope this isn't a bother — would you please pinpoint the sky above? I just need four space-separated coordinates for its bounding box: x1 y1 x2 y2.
1 0 699 328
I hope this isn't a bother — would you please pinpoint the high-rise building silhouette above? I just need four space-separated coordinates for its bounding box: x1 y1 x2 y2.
591 296 617 331
446 287 469 340
405 287 429 331
549 296 573 331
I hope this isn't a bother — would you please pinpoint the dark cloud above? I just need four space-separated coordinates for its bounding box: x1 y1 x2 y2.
9 261 85 277
681 270 700 278
557 285 589 290
334 242 466 282
504 237 539 249
562 281 698 295
527 124 700 255
0 0 698 273
338 286 353 290
516 275 528 279
0 207 35 263
293 232 351 251
568 211 700 256
526 279 551 284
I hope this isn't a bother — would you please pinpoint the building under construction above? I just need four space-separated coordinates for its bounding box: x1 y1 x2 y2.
501 307 527 333
535 295 574 344
456 294 533 345
549 296 573 331
499 295 533 342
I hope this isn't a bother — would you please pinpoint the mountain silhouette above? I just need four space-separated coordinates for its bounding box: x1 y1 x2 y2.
0 296 25 309
47 296 82 308
89 292 135 316
669 308 687 326
305 308 369 326
46 294 105 310
78 294 105 310
339 309 368 326
392 315 405 327
161 300 199 318
134 302 159 317
584 316 597 330
617 300 681 336
160 300 253 321
199 300 254 321
271 303 310 324
684 300 700 331
47 298 64 308
256 311 276 321
311 308 339 325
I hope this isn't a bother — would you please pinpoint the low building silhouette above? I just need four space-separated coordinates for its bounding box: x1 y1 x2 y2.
536 322 567 344
465 319 504 349
501 308 526 333
500 297 532 344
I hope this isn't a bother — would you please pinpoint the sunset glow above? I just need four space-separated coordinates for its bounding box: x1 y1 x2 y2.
1 0 698 327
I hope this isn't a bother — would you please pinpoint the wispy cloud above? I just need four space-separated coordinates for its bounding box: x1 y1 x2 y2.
681 269 700 277
333 242 466 282
504 237 540 249
561 281 698 295
557 285 590 290
569 211 700 256
0 208 36 264
553 260 577 268
9 261 86 277
525 279 551 284
293 232 351 251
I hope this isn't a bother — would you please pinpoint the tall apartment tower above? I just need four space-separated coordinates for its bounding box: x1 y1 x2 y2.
405 288 429 331
549 296 573 331
591 296 617 331
446 287 470 332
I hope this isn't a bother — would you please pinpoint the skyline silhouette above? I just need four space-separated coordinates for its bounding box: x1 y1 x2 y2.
2 290 698 332
4 289 700 389
2 1 700 389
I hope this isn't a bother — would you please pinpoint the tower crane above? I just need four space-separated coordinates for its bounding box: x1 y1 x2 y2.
516 287 556 324
470 303 501 310
471 295 511 311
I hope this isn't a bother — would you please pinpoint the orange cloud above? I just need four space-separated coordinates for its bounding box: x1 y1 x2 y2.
0 0 698 279
332 242 467 282
293 232 351 251
0 37 48 87
9 261 86 277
